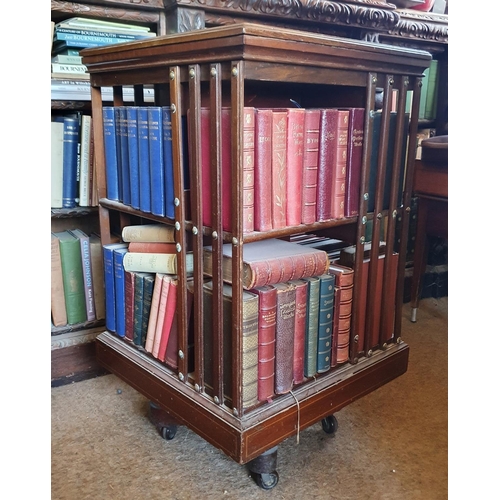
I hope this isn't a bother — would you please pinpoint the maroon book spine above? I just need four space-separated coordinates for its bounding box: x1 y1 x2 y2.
242 107 255 234
254 109 273 231
252 285 277 402
271 110 287 229
331 109 350 219
291 280 308 385
274 282 296 395
316 108 337 221
345 108 365 217
285 108 305 226
302 109 321 224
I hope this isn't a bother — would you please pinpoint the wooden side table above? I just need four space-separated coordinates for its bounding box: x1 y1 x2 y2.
410 135 448 322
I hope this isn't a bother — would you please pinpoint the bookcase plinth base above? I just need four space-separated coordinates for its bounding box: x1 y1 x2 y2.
96 331 409 465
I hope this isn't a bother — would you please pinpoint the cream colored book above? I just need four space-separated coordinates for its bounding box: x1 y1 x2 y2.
122 252 193 275
121 224 175 243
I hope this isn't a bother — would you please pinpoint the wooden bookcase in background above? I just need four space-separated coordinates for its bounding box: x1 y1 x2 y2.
50 0 167 387
82 23 430 487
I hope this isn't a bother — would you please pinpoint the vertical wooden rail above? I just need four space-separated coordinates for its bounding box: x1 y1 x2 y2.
209 62 225 406
379 75 409 346
230 60 244 416
364 74 392 356
394 74 423 340
187 64 205 391
168 65 189 382
349 72 376 363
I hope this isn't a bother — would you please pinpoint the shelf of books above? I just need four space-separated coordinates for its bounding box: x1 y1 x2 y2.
81 23 430 488
50 8 164 386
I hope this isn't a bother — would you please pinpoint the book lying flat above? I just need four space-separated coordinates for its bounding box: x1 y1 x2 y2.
203 238 330 290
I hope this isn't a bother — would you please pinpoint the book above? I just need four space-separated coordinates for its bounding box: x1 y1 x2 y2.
274 282 296 395
303 276 320 378
131 272 145 346
328 262 354 366
116 106 131 205
134 273 155 347
89 233 105 321
144 273 166 353
157 277 178 362
126 106 140 210
55 17 153 34
51 120 64 208
152 275 172 358
78 114 92 206
203 282 259 409
242 107 255 233
317 273 335 373
254 108 273 231
122 252 193 275
137 106 151 212
161 106 175 219
301 108 321 224
148 106 165 216
121 224 176 243
51 233 67 327
271 110 287 228
127 242 176 253
290 279 308 385
251 285 277 402
316 108 337 221
203 238 330 290
53 28 154 42
102 106 120 201
51 62 89 80
52 54 83 64
124 270 136 342
113 246 129 338
285 108 305 226
69 229 96 322
344 108 365 217
54 230 86 325
331 109 350 219
102 242 127 333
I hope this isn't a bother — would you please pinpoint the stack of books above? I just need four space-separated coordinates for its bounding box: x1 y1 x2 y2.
51 17 156 100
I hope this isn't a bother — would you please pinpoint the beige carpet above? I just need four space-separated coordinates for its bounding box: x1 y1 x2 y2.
52 297 447 500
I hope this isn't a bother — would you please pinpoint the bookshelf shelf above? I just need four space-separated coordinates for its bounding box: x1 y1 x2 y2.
83 23 430 487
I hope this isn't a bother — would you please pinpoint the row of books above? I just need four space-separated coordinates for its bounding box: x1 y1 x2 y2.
51 230 105 327
102 105 409 233
51 112 97 209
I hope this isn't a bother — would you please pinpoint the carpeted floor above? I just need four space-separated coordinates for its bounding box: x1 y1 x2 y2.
51 297 447 500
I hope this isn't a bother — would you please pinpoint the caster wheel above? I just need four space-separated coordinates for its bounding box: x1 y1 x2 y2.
321 415 338 435
160 425 177 440
251 471 279 490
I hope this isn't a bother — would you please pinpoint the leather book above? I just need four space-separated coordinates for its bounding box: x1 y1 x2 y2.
132 272 146 345
274 282 296 395
203 238 329 290
316 108 337 221
148 106 165 217
251 285 277 402
285 108 305 226
203 282 259 409
124 270 135 342
127 242 176 253
331 109 350 220
102 242 127 333
144 273 166 353
271 110 287 229
116 106 131 206
317 273 335 373
345 107 365 217
136 273 155 347
290 279 308 385
242 107 255 233
328 262 354 365
113 246 129 338
254 109 273 231
152 275 172 358
157 277 178 362
301 109 321 224
303 276 320 378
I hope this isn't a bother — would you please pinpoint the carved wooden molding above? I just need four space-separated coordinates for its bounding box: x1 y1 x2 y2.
163 0 400 31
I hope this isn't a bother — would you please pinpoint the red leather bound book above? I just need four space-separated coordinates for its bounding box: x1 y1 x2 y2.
316 108 337 221
271 110 287 229
331 109 350 220
285 108 305 226
203 238 330 290
127 241 176 253
251 285 277 402
254 108 273 231
157 277 178 362
301 109 321 224
274 282 296 395
345 108 365 217
290 279 308 385
242 107 255 233
328 262 354 366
